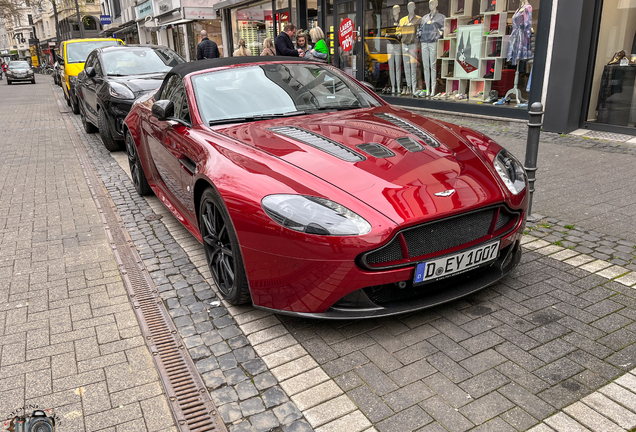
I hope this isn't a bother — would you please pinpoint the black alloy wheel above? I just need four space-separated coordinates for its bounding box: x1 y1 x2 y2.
199 188 250 305
80 100 97 134
98 108 122 152
125 130 152 196
31 79 35 84
70 90 80 114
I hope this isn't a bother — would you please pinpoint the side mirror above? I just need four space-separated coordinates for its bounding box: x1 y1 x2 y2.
360 81 376 92
152 100 174 121
85 66 96 78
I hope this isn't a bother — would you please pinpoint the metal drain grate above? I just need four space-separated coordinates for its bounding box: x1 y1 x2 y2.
59 113 225 432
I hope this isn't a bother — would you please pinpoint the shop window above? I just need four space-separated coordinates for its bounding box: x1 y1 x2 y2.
586 0 636 129
357 0 538 108
188 21 224 59
230 0 276 56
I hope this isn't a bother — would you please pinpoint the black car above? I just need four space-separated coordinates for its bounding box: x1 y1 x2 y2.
77 45 185 151
6 60 35 84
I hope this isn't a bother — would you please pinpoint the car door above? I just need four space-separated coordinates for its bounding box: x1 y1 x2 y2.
81 53 99 121
147 75 196 218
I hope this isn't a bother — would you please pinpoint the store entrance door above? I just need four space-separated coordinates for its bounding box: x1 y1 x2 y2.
334 0 363 80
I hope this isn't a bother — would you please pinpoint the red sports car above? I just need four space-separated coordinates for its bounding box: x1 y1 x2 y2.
124 57 528 319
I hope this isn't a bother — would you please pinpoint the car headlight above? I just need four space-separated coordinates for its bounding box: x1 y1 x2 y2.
109 82 135 100
494 149 526 195
27 69 33 74
262 194 372 236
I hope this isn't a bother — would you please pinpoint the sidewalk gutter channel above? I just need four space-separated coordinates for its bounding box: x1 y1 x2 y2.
56 91 227 432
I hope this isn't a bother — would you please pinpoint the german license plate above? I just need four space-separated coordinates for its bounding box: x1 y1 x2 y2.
413 240 500 285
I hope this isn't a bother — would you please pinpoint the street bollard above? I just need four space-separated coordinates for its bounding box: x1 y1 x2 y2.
524 102 544 221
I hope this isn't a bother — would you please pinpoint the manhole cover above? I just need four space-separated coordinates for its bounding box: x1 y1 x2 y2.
145 214 163 221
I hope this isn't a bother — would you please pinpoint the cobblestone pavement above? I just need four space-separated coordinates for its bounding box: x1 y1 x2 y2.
406 107 636 244
19 79 636 432
0 81 176 430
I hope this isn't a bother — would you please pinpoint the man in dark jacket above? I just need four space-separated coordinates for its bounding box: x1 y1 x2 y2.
197 30 220 60
275 23 304 57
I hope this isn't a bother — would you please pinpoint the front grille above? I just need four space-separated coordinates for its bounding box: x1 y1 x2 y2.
360 206 520 269
403 208 495 258
375 113 440 148
357 143 395 158
366 238 403 264
269 126 365 162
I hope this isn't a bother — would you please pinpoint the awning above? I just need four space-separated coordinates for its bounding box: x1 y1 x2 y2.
117 22 139 34
162 18 193 26
213 0 256 10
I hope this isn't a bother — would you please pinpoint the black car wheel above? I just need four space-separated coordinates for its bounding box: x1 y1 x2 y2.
6 80 10 85
199 188 250 305
64 88 71 106
80 100 97 134
69 90 80 114
125 130 152 196
98 108 122 151
31 79 35 84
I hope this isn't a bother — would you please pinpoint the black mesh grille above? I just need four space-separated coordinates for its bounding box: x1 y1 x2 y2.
395 137 425 152
402 209 495 258
495 211 512 231
375 113 440 148
268 126 365 162
357 143 395 158
366 238 403 264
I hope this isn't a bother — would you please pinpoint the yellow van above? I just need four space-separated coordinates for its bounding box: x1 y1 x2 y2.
60 38 124 114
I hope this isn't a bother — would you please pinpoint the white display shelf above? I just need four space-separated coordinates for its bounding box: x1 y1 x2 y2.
441 59 455 78
443 16 471 38
483 11 507 36
480 0 506 14
436 38 456 59
450 0 473 17
480 58 503 80
483 35 509 58
445 78 468 97
468 79 492 102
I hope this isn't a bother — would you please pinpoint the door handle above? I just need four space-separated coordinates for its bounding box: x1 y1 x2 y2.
179 157 196 175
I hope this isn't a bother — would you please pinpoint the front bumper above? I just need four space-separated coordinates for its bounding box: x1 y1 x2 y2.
7 74 34 81
106 101 134 140
244 219 524 319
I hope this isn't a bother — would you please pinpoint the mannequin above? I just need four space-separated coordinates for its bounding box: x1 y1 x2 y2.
398 1 421 95
505 0 532 104
386 5 402 94
416 0 445 97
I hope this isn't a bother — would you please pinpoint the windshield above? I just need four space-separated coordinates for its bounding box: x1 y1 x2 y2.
9 61 29 69
103 48 184 76
192 63 381 124
66 40 120 64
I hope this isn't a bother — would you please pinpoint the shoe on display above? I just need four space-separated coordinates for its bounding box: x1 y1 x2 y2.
442 50 450 57
517 103 528 108
456 7 464 14
489 29 499 35
486 0 496 12
447 71 454 77
493 98 505 105
483 71 494 79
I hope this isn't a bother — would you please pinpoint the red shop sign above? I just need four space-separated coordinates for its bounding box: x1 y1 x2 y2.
339 18 354 51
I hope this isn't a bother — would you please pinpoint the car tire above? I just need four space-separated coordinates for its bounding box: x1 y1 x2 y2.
199 187 251 305
6 79 11 85
98 108 122 152
31 79 35 84
80 101 97 134
64 89 71 106
70 90 79 115
125 130 152 196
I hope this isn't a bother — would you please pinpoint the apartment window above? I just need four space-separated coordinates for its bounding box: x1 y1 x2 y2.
46 21 50 36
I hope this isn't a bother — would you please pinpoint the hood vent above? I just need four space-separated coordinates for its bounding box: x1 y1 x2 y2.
375 113 441 148
395 137 425 153
268 126 365 162
356 143 395 158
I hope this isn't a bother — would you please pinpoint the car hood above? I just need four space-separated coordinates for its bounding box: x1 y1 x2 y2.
216 106 507 225
112 75 165 94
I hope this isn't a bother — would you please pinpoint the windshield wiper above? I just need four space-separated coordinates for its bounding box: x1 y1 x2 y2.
208 111 306 126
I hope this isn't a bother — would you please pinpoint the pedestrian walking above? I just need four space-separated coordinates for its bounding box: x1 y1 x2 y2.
260 38 276 56
233 39 252 57
197 30 220 60
1 61 7 79
296 30 312 55
308 27 329 63
275 23 304 57
0 61 3 80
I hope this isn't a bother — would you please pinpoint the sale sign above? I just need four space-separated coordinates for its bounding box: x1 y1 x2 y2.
339 18 354 52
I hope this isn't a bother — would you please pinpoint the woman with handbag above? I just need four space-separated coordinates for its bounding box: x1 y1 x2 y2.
308 27 329 63
260 38 276 56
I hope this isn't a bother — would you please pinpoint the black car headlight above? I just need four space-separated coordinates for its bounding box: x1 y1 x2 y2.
109 82 135 100
494 149 526 195
262 194 372 236
27 69 33 75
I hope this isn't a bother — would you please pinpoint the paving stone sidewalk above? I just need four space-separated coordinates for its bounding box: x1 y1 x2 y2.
0 81 176 430
47 76 636 432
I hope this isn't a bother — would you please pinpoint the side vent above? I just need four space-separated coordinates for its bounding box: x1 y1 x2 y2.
356 143 395 158
375 113 441 148
268 126 365 162
395 137 425 152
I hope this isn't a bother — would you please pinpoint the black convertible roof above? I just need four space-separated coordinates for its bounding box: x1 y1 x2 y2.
169 56 313 78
